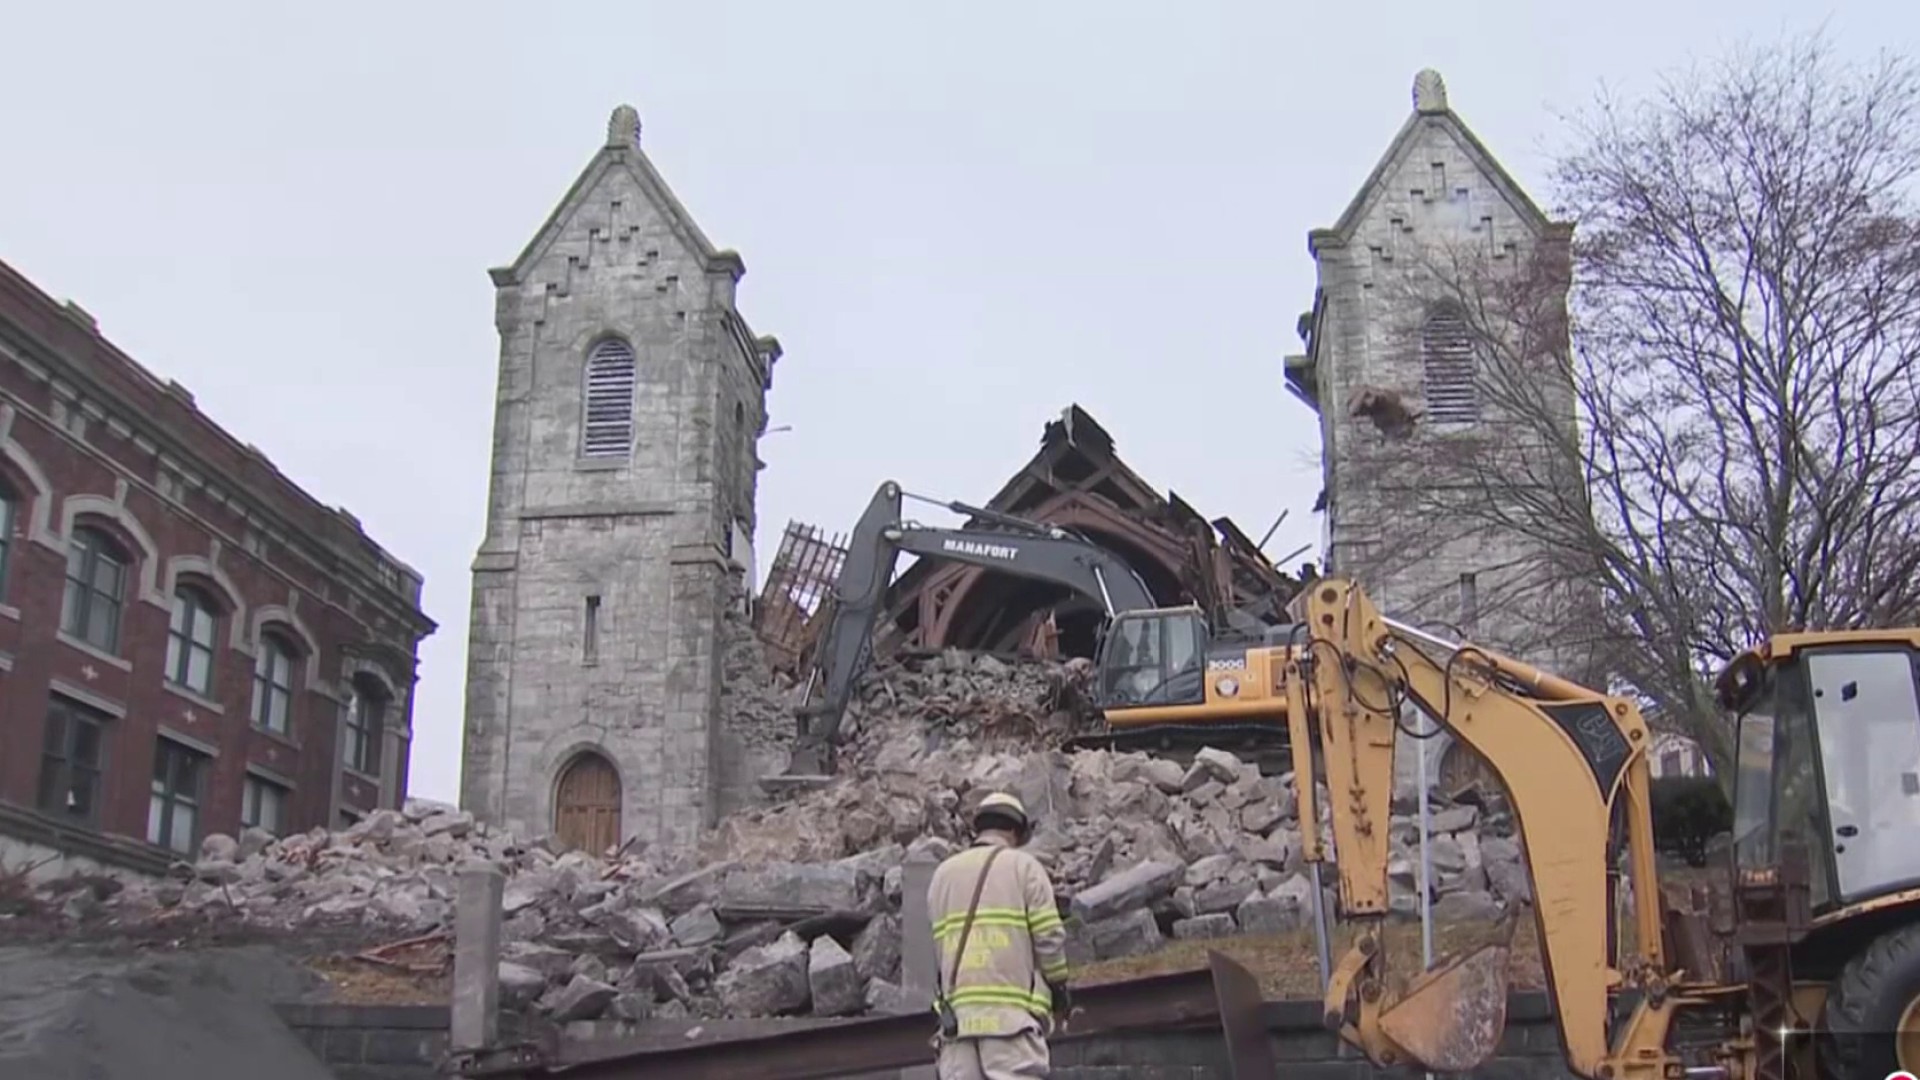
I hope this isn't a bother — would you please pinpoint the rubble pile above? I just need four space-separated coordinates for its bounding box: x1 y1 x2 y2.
24 650 1529 1025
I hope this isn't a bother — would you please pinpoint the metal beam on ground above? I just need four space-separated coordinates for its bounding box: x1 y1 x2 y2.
453 965 1229 1080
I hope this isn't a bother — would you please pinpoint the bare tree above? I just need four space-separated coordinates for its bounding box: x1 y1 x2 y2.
1372 34 1920 776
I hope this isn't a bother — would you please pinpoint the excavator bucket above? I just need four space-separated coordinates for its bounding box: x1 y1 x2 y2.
1374 917 1517 1073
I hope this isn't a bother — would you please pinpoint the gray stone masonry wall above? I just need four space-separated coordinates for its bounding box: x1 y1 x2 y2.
461 106 777 853
278 1003 451 1080
1304 73 1596 796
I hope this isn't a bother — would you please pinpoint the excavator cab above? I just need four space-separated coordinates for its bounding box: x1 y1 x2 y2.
1087 606 1298 746
1093 606 1211 709
1720 634 1920 914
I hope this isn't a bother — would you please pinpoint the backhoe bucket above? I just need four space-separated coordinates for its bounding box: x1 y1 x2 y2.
1375 930 1514 1073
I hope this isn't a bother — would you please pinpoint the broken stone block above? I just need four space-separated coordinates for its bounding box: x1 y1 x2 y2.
1140 759 1187 793
1069 860 1182 924
605 906 671 952
497 961 547 1009
568 953 609 984
502 941 575 979
808 934 865 1016
1481 836 1531 903
423 810 475 839
713 930 811 1016
720 863 870 918
236 827 275 861
669 904 723 948
1235 890 1305 936
1172 913 1237 940
1430 805 1479 834
1239 799 1287 836
1084 907 1164 960
1184 853 1235 887
865 979 928 1016
1062 917 1097 968
1439 864 1490 895
852 912 902 982
1186 779 1226 806
1189 747 1243 786
501 878 550 916
543 974 617 1022
1237 834 1292 869
1433 889 1502 922
608 992 652 1022
1270 873 1316 911
1193 879 1255 916
194 859 241 885
642 862 735 915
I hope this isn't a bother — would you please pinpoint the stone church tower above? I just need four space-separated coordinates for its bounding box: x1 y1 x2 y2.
460 105 781 852
1285 71 1593 793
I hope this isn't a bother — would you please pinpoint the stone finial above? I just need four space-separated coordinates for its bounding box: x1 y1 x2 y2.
1413 69 1448 114
607 104 641 149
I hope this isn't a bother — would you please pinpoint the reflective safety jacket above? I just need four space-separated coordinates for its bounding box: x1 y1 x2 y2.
927 835 1070 1039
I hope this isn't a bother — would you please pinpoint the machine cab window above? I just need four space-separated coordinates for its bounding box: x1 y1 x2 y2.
1096 608 1209 708
1727 643 1920 910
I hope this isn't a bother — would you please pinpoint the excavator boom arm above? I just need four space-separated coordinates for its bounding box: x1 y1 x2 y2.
1295 579 1664 1080
785 482 1155 775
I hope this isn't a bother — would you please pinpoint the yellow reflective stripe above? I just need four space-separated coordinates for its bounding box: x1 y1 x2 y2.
947 986 1052 1012
1028 909 1063 933
1041 959 1070 980
933 916 1029 940
932 907 1030 933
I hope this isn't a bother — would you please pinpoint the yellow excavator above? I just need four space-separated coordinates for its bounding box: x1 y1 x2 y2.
776 480 1302 780
1236 575 1920 1080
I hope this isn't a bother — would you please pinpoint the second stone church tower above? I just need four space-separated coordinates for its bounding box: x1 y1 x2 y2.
460 106 782 852
1286 71 1594 793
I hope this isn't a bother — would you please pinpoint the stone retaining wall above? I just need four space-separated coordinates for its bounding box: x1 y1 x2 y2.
278 1004 451 1080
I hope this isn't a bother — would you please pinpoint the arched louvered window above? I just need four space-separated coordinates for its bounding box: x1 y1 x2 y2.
582 339 637 458
1421 309 1479 424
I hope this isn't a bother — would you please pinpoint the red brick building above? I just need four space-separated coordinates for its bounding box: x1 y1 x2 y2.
0 258 435 877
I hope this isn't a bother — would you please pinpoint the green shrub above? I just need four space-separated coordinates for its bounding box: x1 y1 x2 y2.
1649 775 1732 867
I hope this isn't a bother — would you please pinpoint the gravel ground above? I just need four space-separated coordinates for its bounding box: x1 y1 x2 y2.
0 941 339 1080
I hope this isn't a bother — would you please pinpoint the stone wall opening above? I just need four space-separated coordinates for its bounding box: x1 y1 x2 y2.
554 751 621 854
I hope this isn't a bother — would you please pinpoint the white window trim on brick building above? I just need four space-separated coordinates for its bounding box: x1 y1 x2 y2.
242 773 288 835
581 338 638 458
148 737 207 856
1420 307 1479 424
252 632 298 735
165 586 219 696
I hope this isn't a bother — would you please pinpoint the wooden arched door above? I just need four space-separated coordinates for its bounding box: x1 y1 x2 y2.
554 752 621 854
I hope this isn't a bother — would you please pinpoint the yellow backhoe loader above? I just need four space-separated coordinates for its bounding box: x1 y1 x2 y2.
1225 576 1920 1080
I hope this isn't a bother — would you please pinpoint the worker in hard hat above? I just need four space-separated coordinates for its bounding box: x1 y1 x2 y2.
927 791 1073 1079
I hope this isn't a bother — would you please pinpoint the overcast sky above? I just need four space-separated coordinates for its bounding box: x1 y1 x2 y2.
0 2 1904 803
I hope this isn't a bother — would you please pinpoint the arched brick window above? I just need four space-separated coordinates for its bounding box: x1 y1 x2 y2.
166 586 220 695
252 631 300 735
581 338 637 458
1421 307 1479 424
62 526 128 653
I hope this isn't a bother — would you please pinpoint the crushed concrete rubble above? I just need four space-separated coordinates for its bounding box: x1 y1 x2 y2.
24 649 1529 1024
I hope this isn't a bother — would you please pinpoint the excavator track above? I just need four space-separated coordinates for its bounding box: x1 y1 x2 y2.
1061 723 1294 773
